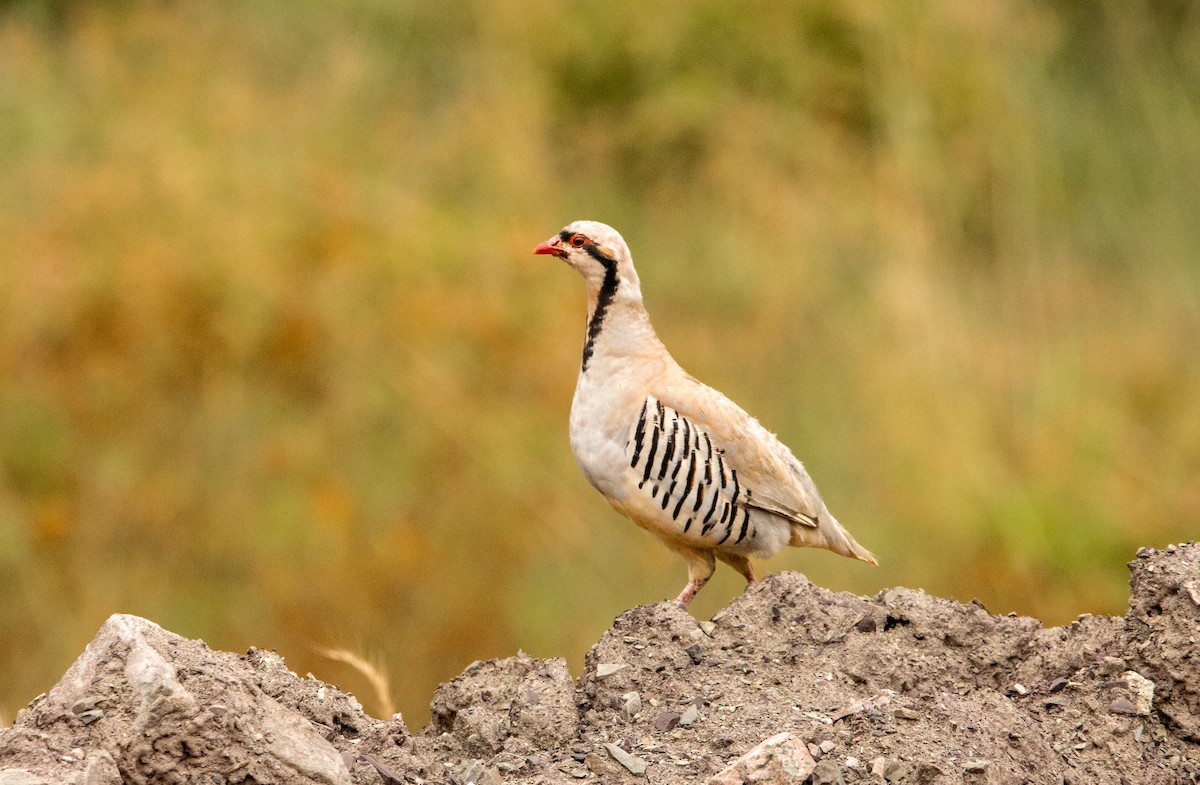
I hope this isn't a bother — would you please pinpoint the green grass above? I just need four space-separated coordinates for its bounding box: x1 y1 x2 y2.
1 0 1197 726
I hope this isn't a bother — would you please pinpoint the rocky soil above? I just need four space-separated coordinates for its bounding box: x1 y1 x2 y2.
2 543 1198 785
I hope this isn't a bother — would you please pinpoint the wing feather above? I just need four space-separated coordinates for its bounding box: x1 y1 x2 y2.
651 378 823 529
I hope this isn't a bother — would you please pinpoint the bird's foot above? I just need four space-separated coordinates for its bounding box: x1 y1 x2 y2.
675 581 703 607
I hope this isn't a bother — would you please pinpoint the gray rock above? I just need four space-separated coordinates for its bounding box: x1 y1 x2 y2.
654 711 681 732
708 732 815 784
883 760 909 782
604 742 648 776
596 663 627 679
620 691 643 721
1123 670 1156 716
8 614 352 785
811 759 845 784
1110 697 1138 716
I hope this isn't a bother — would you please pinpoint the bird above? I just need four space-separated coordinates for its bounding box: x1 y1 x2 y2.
534 220 877 607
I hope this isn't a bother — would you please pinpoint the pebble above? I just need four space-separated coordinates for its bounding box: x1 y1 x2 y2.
583 753 611 775
811 759 845 784
620 692 642 721
819 739 836 754
70 697 101 714
1124 670 1156 716
1109 697 1138 716
845 756 860 769
870 757 887 777
699 621 717 636
709 732 816 784
459 759 503 785
679 704 699 727
963 760 989 773
77 709 104 725
855 615 878 633
603 743 648 776
653 711 680 732
596 663 626 679
685 644 703 665
1183 580 1200 607
1048 678 1069 693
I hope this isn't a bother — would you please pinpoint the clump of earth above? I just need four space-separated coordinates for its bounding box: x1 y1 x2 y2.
2 543 1198 784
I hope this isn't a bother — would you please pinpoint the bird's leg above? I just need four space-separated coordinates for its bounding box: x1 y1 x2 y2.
674 549 716 607
716 552 756 589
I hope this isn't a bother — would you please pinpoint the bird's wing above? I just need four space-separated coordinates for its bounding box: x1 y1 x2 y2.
654 379 824 528
627 381 823 533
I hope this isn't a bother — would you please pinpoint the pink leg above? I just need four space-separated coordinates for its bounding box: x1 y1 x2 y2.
674 549 716 607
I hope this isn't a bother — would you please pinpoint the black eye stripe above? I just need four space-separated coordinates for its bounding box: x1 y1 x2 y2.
559 229 599 249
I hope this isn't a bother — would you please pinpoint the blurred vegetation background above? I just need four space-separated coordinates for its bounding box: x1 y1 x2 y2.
1 0 1198 726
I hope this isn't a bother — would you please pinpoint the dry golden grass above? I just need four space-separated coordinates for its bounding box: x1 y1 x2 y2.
314 645 395 719
0 0 1197 726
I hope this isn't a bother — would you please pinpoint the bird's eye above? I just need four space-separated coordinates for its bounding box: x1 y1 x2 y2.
570 233 588 247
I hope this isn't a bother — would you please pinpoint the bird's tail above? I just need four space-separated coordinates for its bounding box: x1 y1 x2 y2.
789 515 878 566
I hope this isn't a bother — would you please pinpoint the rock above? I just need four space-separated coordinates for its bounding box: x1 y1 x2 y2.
964 759 989 773
8 614 351 785
1097 656 1127 677
596 663 627 679
620 691 642 721
811 759 845 784
707 732 816 784
883 760 908 782
654 711 681 732
1125 541 1200 739
459 759 500 785
679 704 699 727
584 752 612 775
604 742 648 776
1183 579 1200 607
1048 678 1069 693
1123 671 1156 716
1110 697 1138 716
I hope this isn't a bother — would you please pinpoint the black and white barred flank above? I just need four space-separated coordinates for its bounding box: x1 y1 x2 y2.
628 397 757 546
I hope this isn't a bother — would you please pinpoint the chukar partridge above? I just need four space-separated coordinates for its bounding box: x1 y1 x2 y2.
535 220 877 606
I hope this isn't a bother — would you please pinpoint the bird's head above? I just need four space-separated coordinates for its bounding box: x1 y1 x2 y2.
534 220 640 295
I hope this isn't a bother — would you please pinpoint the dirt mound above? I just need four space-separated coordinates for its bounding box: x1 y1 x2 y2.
2 543 1197 784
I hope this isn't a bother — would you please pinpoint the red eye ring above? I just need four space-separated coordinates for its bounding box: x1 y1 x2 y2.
570 233 588 247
